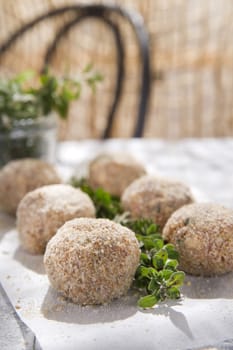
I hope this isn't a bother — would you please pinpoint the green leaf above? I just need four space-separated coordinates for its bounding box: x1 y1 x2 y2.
152 249 168 270
147 278 160 293
140 252 151 266
14 70 35 84
158 269 173 280
83 63 93 73
138 294 159 308
135 234 145 246
133 278 148 289
152 255 164 270
166 271 185 288
143 238 159 250
62 79 82 100
164 259 179 271
146 223 158 235
152 238 164 251
167 286 181 299
136 266 157 279
54 95 69 118
70 178 122 220
125 219 159 237
164 243 179 260
86 73 104 93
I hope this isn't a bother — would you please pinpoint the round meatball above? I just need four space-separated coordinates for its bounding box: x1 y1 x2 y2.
121 175 193 229
17 184 95 254
44 218 140 305
88 153 146 196
162 203 233 276
0 159 61 215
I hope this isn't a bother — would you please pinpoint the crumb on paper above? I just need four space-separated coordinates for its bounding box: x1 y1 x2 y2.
53 305 65 312
58 295 67 303
24 275 31 281
15 304 21 309
43 303 66 316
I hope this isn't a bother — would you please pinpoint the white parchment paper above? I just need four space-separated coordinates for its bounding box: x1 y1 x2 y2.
1 139 233 350
1 222 233 350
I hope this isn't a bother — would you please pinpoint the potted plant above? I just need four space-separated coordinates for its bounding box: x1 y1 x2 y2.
0 67 102 167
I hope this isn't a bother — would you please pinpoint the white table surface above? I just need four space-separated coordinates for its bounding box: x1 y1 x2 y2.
1 138 233 350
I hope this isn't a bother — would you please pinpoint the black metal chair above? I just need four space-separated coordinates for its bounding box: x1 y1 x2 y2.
0 4 151 138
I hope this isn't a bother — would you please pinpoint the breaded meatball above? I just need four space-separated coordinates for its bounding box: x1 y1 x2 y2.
162 203 233 276
0 159 61 215
88 153 146 197
44 218 140 305
17 184 95 254
121 175 193 229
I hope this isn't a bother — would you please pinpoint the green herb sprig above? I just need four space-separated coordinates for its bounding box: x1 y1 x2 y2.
0 67 103 132
125 219 185 308
70 177 123 220
70 177 185 308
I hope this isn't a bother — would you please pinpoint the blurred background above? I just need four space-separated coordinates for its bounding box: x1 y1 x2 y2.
0 0 233 140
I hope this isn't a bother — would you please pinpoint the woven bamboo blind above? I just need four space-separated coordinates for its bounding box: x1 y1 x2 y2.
0 0 233 139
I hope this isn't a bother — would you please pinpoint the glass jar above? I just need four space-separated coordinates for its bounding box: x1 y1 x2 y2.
0 114 57 167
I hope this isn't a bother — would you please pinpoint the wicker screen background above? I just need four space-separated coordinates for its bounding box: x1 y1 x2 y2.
0 0 233 139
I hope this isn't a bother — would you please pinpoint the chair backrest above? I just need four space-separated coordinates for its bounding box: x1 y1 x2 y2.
0 4 151 138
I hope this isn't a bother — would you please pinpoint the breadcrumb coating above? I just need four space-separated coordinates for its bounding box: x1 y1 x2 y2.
44 218 140 305
17 184 95 254
0 158 61 215
88 153 146 196
162 203 233 276
121 175 193 229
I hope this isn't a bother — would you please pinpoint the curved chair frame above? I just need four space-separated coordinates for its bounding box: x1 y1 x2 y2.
0 4 151 138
